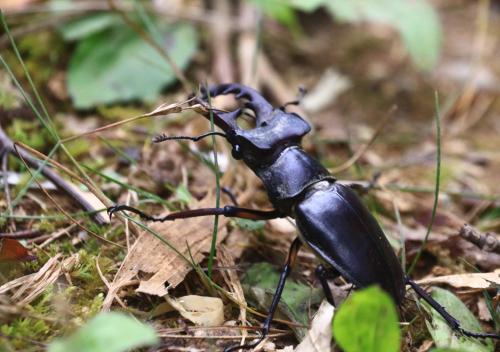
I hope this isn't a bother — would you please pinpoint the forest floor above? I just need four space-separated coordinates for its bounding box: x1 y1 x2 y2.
0 1 499 351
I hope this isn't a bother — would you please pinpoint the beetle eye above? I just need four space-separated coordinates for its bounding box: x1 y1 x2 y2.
231 144 243 160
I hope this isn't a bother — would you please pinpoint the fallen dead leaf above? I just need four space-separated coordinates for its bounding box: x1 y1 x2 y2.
477 297 492 322
0 238 35 262
102 194 229 310
294 300 334 352
416 269 500 289
165 294 224 327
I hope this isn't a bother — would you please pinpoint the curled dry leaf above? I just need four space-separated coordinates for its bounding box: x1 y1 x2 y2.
416 269 500 289
294 300 334 352
165 295 224 327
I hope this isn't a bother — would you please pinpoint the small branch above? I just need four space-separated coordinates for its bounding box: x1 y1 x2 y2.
0 124 107 225
459 224 500 254
0 229 42 240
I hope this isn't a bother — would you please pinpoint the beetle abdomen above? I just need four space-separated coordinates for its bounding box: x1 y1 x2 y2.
294 181 405 303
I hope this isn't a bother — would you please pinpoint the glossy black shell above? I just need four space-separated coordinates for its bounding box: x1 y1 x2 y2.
294 181 406 304
252 146 333 213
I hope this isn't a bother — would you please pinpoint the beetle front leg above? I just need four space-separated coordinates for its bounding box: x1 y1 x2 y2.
107 204 284 222
224 237 302 352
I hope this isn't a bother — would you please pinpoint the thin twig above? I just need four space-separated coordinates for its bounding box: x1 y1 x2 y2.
0 229 42 239
1 149 15 231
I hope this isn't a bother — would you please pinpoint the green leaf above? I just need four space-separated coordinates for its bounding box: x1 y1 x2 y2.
242 262 322 339
248 0 300 31
422 287 494 352
332 286 401 352
233 218 266 232
60 13 121 41
431 349 467 352
175 184 193 204
289 0 441 71
48 312 159 352
68 22 197 108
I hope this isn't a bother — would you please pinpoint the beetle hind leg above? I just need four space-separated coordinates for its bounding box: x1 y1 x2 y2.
406 277 500 340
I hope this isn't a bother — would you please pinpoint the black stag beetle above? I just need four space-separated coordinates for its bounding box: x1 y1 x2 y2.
108 83 500 350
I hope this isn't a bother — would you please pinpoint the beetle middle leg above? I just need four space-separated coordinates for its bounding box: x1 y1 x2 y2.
315 264 340 306
224 237 302 352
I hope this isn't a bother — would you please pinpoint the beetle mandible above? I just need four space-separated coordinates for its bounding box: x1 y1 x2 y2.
108 83 500 351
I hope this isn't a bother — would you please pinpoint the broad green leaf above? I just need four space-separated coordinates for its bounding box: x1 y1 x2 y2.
332 286 400 352
60 13 121 41
422 287 494 352
289 0 441 71
431 349 467 352
68 22 197 108
48 312 159 352
242 262 322 338
248 0 300 31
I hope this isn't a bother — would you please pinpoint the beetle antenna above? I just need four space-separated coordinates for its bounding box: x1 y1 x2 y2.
279 86 307 110
153 131 228 144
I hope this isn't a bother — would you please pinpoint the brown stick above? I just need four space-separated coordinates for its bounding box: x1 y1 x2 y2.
0 124 107 225
459 223 500 254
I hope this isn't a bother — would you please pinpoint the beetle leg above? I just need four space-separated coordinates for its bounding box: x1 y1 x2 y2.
406 277 500 339
221 187 239 206
224 238 302 352
315 264 339 306
107 204 283 222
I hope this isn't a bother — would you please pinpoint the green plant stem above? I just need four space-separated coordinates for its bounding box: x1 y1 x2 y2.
407 91 441 275
205 87 221 279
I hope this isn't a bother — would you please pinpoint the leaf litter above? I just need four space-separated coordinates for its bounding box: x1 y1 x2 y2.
1 1 500 351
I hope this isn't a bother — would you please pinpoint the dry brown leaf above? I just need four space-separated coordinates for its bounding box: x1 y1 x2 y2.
416 269 500 289
477 297 492 322
102 194 229 310
165 295 224 327
294 300 334 352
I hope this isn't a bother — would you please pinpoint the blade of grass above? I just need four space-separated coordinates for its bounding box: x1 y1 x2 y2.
407 91 441 275
205 85 221 279
81 164 174 209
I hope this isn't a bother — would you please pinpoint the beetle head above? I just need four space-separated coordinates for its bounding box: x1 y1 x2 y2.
197 84 311 166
